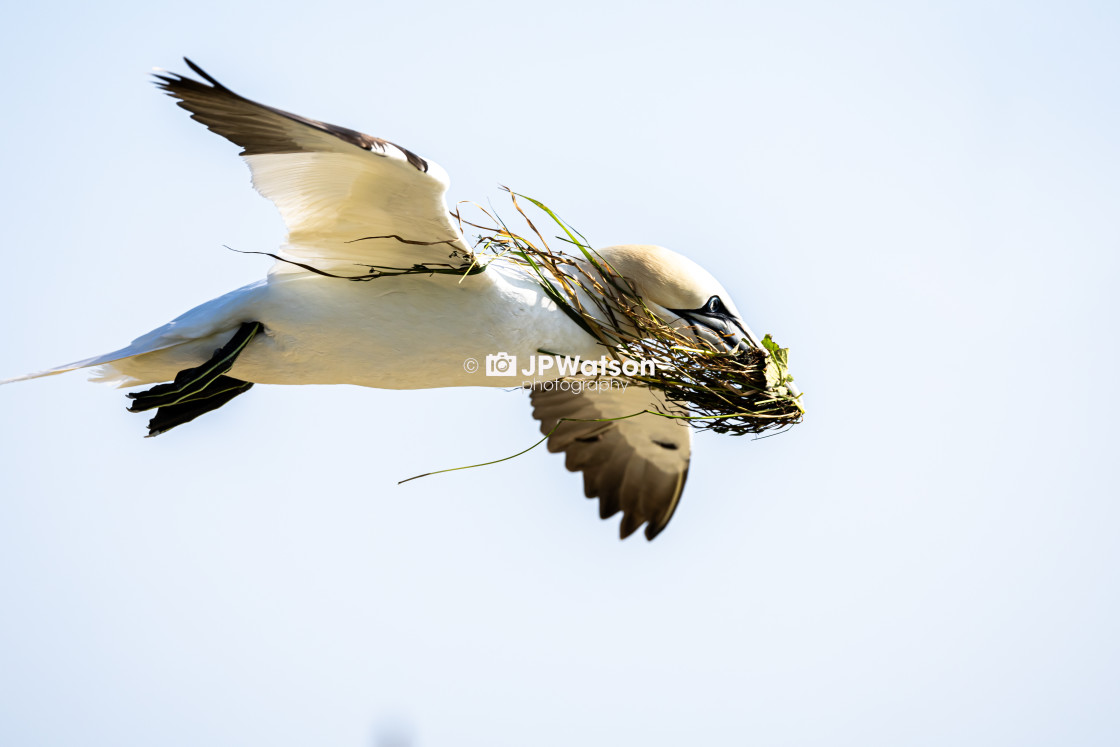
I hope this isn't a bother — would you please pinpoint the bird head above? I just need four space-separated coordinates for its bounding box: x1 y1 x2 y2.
591 244 764 355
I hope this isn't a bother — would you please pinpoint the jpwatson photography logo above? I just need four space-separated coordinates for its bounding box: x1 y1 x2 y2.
461 353 656 379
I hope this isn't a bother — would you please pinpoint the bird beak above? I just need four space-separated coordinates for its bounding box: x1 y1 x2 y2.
680 311 763 355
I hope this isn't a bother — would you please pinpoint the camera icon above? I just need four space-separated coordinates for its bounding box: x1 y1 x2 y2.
485 352 518 376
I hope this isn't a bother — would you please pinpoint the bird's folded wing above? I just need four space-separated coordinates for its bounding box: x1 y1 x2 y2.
530 382 692 540
154 59 473 273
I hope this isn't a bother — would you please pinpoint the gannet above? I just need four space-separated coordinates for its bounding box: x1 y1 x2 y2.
1 59 786 541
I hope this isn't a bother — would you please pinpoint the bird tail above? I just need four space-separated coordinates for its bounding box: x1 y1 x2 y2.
0 341 184 387
1 280 263 388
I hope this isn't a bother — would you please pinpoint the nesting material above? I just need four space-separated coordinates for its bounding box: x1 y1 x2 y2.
459 192 805 436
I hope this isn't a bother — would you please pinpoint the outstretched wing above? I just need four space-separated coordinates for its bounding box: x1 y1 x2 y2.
154 59 473 274
530 383 692 541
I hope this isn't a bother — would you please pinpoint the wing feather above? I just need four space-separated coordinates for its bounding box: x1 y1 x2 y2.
153 59 472 272
530 383 692 540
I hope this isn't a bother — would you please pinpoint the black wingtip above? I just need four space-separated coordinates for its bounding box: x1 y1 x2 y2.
182 57 227 89
619 513 644 540
150 69 179 88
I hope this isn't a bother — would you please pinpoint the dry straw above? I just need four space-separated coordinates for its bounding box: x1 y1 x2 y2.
458 191 805 437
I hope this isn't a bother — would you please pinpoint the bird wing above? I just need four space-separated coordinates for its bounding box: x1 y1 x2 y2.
154 59 473 274
530 382 692 540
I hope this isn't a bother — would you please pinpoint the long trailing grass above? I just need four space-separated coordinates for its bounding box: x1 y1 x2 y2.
456 190 805 437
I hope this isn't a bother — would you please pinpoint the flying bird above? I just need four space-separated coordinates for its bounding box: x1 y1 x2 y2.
1 59 793 540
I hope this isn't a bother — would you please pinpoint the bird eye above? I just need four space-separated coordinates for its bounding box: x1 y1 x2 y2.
704 296 725 314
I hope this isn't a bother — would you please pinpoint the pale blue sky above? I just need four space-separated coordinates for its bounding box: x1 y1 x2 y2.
1 1 1118 745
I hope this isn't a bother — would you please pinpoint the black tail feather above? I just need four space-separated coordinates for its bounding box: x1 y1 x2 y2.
127 321 263 437
145 376 254 437
127 321 262 412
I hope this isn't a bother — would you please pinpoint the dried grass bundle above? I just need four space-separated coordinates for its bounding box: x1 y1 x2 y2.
460 191 805 436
